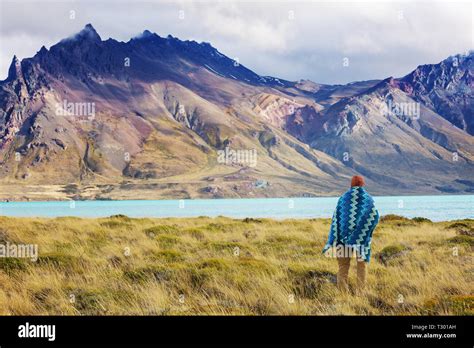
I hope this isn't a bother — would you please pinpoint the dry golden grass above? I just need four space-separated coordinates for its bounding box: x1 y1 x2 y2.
0 215 472 315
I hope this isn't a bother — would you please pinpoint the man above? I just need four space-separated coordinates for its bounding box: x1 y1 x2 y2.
322 175 379 291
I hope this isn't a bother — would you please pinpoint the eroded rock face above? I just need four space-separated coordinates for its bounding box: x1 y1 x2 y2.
1 57 31 149
398 53 474 134
284 105 325 143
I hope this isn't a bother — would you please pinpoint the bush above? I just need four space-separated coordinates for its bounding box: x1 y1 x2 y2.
380 215 415 227
151 250 184 262
185 228 206 241
287 266 337 299
156 234 180 248
377 244 410 264
123 266 171 283
36 253 86 271
67 289 106 315
423 295 474 315
143 225 180 237
100 220 132 229
447 222 470 230
0 258 28 274
198 258 231 270
447 295 474 315
447 235 474 246
242 217 263 223
380 214 411 222
412 217 432 223
185 268 212 289
109 214 130 219
446 222 474 236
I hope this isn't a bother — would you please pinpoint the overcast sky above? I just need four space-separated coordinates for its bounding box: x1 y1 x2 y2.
0 0 472 84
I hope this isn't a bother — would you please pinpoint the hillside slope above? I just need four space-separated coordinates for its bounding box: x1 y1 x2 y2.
0 24 472 200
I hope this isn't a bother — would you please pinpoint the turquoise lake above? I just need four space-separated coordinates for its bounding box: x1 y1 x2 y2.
0 195 472 221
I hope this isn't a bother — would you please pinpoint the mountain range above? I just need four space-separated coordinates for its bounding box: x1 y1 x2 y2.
0 24 473 200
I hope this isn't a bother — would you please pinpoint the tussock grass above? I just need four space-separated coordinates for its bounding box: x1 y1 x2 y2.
0 215 472 315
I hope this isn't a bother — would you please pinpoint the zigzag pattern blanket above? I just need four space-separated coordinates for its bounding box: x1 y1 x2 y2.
322 186 379 262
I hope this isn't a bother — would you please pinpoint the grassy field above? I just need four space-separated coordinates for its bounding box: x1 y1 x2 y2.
0 214 472 315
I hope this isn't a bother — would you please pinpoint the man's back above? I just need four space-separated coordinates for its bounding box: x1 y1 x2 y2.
322 176 380 290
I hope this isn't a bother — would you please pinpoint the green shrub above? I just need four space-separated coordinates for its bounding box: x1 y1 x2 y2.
109 214 131 221
447 295 474 315
377 244 410 264
198 258 231 270
36 253 86 271
412 217 432 223
144 225 180 237
380 214 411 222
185 228 206 241
156 234 180 248
423 295 474 315
100 220 132 229
67 288 106 315
446 222 470 230
0 258 28 274
447 235 474 246
242 218 263 223
205 223 227 232
151 250 184 262
123 266 171 283
287 265 336 299
185 268 212 289
380 215 415 227
446 222 474 236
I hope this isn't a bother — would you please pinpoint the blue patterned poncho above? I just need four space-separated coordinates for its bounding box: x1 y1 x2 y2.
322 186 379 262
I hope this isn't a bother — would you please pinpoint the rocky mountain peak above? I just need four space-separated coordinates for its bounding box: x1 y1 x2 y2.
396 52 474 134
38 45 48 55
5 55 23 82
77 23 102 42
52 23 102 51
140 29 154 38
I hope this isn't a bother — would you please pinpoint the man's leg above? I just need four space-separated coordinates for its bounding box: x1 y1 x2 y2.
356 259 367 289
337 257 351 291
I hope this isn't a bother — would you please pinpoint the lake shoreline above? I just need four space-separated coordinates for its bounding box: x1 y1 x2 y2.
3 190 474 203
1 182 473 203
1 195 472 221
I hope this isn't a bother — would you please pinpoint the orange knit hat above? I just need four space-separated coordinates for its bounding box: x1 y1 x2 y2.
351 175 365 187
